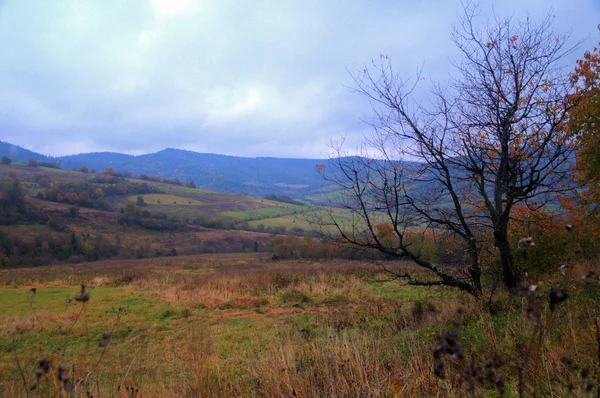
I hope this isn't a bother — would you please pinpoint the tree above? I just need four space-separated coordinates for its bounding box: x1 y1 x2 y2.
568 41 600 215
0 172 25 213
69 206 80 218
27 158 38 167
1 156 11 165
316 4 584 296
136 195 147 207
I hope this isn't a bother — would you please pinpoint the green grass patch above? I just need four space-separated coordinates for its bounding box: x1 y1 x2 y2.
38 166 74 174
169 185 215 195
248 215 310 230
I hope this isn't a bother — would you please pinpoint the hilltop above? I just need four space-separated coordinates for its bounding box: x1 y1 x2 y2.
0 141 329 199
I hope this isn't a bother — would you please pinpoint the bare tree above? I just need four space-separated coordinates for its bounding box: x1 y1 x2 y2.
314 3 584 296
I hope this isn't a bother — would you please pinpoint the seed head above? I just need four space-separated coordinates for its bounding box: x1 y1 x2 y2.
75 284 90 302
433 361 445 379
38 359 51 374
549 286 568 311
582 271 595 282
99 333 110 347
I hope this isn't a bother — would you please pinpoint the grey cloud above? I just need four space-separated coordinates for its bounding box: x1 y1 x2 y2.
0 0 598 158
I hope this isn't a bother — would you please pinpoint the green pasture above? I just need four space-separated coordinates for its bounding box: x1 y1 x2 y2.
168 185 215 195
248 215 311 231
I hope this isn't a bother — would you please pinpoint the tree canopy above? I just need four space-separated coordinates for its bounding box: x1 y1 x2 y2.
569 41 600 215
315 4 585 296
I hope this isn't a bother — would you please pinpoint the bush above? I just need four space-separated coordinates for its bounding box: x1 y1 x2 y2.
69 206 80 218
47 218 66 232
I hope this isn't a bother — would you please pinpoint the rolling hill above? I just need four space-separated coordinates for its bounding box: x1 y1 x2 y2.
0 141 329 199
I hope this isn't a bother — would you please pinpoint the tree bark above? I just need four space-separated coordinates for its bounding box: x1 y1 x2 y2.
494 230 519 289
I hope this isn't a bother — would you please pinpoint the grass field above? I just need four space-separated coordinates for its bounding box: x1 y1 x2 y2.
219 203 304 220
248 215 310 230
127 194 203 206
1 254 598 397
166 185 215 195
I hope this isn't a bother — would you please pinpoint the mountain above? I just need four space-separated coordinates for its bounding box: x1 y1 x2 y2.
0 142 52 163
0 142 328 198
59 152 135 171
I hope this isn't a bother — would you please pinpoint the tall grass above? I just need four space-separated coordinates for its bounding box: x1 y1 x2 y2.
0 254 598 396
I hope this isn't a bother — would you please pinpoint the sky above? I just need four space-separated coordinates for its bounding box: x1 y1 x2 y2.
0 0 599 159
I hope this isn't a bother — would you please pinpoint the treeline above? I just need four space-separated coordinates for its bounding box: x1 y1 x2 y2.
118 201 185 231
0 230 118 266
265 230 478 263
0 229 184 267
265 208 600 277
0 156 62 169
265 234 377 261
139 173 197 188
102 167 132 178
264 193 304 206
0 171 40 224
37 174 162 210
27 158 61 169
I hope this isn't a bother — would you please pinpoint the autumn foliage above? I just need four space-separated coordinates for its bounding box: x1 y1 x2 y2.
569 41 600 217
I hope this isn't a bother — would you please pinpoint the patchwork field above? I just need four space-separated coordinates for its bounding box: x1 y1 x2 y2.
0 163 365 236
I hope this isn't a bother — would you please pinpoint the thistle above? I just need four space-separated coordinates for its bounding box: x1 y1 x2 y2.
75 284 90 302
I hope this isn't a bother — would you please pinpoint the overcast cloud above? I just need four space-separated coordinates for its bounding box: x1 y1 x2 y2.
0 0 598 158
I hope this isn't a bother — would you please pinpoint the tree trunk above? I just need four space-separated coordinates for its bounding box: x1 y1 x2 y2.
494 233 519 289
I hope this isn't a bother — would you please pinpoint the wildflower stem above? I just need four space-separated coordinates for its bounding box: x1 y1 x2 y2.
11 337 29 398
27 294 45 331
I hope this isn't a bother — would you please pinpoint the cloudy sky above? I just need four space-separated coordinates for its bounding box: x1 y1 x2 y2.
0 0 598 158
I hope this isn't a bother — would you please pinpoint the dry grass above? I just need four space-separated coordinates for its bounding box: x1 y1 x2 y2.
0 254 598 397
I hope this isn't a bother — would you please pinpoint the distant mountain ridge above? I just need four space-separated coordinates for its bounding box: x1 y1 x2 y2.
0 141 329 198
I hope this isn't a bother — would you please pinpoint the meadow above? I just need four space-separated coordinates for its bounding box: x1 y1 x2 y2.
219 202 304 220
1 164 599 397
127 194 204 206
1 253 598 397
